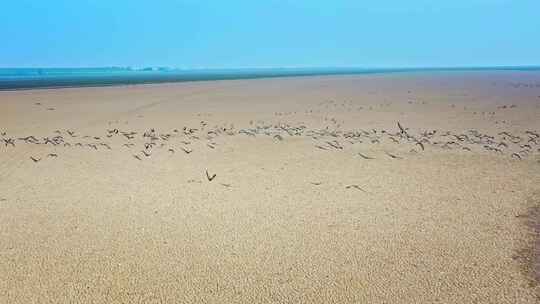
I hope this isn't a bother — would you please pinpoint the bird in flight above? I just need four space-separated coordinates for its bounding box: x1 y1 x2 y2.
206 170 216 181
181 147 193 154
3 138 15 147
357 152 374 159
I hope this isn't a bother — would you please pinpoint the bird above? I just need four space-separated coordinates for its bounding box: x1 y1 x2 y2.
141 150 151 157
345 185 368 193
30 156 41 163
3 138 15 147
43 138 55 145
47 153 58 157
168 148 175 153
181 147 193 154
397 121 407 135
133 155 142 161
274 134 283 141
385 152 402 159
326 141 343 150
206 170 217 181
18 136 38 143
357 153 375 160
511 153 522 160
123 133 135 140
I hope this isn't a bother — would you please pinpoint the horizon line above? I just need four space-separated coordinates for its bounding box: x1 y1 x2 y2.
1 65 540 70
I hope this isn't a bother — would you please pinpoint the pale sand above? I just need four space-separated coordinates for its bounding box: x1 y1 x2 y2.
1 72 540 303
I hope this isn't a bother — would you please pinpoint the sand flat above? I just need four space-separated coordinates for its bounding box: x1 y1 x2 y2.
1 72 540 303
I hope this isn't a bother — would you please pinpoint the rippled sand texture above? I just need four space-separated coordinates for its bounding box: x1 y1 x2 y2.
1 72 540 303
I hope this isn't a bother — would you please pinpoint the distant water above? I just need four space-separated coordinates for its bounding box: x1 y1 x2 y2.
0 67 539 90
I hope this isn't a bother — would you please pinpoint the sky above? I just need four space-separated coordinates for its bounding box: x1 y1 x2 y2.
1 0 539 68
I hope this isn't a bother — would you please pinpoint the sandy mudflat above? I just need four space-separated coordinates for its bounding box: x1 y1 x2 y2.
1 72 540 303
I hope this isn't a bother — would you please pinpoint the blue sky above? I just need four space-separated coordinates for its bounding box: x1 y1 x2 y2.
1 0 539 68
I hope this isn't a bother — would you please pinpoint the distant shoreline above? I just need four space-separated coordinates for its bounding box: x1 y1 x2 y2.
1 66 539 91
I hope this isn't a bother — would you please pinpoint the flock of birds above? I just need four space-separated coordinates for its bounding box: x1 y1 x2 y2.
1 119 539 166
1 94 539 172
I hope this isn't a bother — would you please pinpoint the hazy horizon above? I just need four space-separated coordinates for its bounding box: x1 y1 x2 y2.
1 65 540 70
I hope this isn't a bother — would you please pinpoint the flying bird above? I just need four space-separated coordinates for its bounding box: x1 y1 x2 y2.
357 153 374 160
3 138 15 147
206 170 216 181
511 153 522 160
397 121 408 135
385 152 402 159
345 185 368 193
